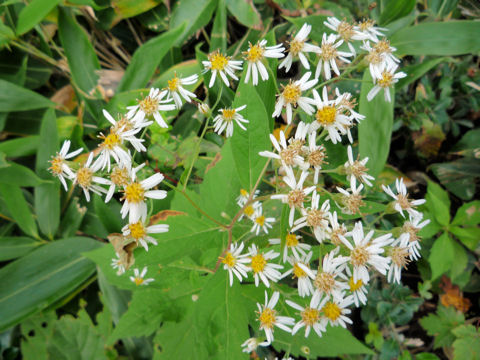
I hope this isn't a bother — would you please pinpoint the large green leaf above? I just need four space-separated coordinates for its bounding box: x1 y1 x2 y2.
170 0 216 44
0 236 41 261
0 162 44 186
390 21 480 56
395 57 449 89
111 0 159 18
0 79 53 112
358 70 394 177
0 135 39 157
16 0 61 35
428 233 455 280
210 0 227 52
379 0 415 26
225 0 261 29
117 24 187 92
0 237 101 331
425 181 450 226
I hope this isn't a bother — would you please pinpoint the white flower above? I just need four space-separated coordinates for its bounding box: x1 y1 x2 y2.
344 145 375 187
272 71 317 125
129 267 154 286
324 17 368 56
315 33 353 80
301 131 326 184
344 266 368 307
320 296 353 328
271 167 316 227
49 140 82 191
202 50 243 87
244 40 285 85
292 191 331 243
382 178 426 218
367 62 406 102
104 163 140 203
220 242 251 286
401 213 430 260
213 105 248 138
339 221 393 283
72 152 109 202
328 211 348 246
241 337 262 353
198 103 210 116
335 88 365 123
286 295 327 337
336 177 365 215
310 87 352 144
279 23 320 72
122 220 168 251
120 170 167 223
256 291 294 345
259 130 304 169
248 244 283 288
238 200 261 221
269 232 311 263
282 252 315 297
251 207 275 235
111 253 125 275
357 19 387 42
127 88 176 128
236 188 259 207
161 73 198 109
387 234 411 284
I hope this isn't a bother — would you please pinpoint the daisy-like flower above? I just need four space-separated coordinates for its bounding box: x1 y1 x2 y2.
328 211 348 246
336 177 365 215
161 73 198 109
287 121 309 151
122 220 169 251
236 188 259 207
238 200 261 221
315 33 353 80
49 140 83 191
248 244 283 288
401 213 430 260
202 50 243 88
286 295 327 337
344 266 368 307
367 62 406 102
127 88 176 128
301 131 327 184
344 145 375 187
362 40 388 81
335 88 365 123
129 267 154 286
220 242 251 286
324 17 368 56
251 207 275 235
111 253 126 275
272 71 317 125
282 252 315 297
259 130 305 169
213 105 248 138
320 296 354 328
279 23 320 72
382 178 426 218
310 87 352 144
271 167 316 226
104 163 139 203
121 170 167 223
372 38 399 66
243 40 285 85
72 152 109 202
292 191 331 243
339 221 393 283
256 291 295 345
387 234 411 284
357 19 387 42
269 232 311 263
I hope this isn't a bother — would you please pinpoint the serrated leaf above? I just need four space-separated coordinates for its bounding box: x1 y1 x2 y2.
452 325 480 360
419 306 464 349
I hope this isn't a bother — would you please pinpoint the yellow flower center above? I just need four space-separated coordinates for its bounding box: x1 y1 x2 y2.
365 50 383 65
139 96 158 115
259 307 276 329
402 222 419 243
280 148 297 166
255 215 266 226
245 43 265 62
222 108 236 120
110 167 129 186
282 83 301 105
374 39 391 54
124 182 145 203
306 209 327 228
101 132 121 150
251 254 267 273
209 51 229 71
323 301 341 321
301 307 320 326
49 156 63 175
331 227 346 246
134 277 144 286
314 271 335 294
128 221 147 240
76 167 93 187
378 71 394 88
289 39 304 56
316 106 337 126
286 233 298 247
320 43 337 61
287 189 305 208
396 194 411 210
346 160 369 179
240 189 248 197
351 246 370 267
167 76 179 91
112 117 133 132
349 277 363 292
243 205 255 217
293 263 307 278
221 252 236 268
337 21 355 41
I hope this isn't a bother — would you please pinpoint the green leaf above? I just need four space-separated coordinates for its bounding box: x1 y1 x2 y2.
0 22 15 48
225 0 261 29
395 57 450 89
58 197 86 238
430 159 479 201
0 183 38 238
111 0 159 18
449 239 468 282
210 0 227 52
16 0 61 35
117 23 187 92
358 70 394 177
231 81 270 191
170 0 217 44
0 162 44 186
390 21 480 55
0 135 39 157
449 226 480 251
0 236 41 261
428 233 455 280
0 237 101 331
93 194 123 234
58 7 100 95
379 0 415 26
452 325 480 360
425 181 450 226
0 79 53 112
20 312 57 360
420 306 465 349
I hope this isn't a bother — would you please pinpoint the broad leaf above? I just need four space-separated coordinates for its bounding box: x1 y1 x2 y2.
379 0 415 26
0 79 53 112
425 181 450 226
0 236 41 261
16 0 61 35
428 233 455 280
170 0 216 44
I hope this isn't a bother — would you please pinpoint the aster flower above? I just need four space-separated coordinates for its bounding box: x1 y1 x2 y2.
339 221 393 283
238 200 261 221
161 73 198 109
336 177 365 215
129 267 154 286
220 242 251 286
344 266 368 307
357 19 387 42
202 50 243 87
382 178 426 218
335 88 365 123
269 232 311 263
72 152 109 202
259 130 305 169
401 213 430 260
236 188 259 207
282 252 315 297
328 211 348 246
213 105 248 138
272 71 317 125
301 131 327 184
127 88 176 128
248 244 283 288
367 62 406 102
279 23 320 72
122 220 169 251
251 207 275 235
387 234 411 284
324 17 368 56
241 337 263 354
344 145 375 187
286 295 327 337
292 191 331 243
243 40 285 85
287 121 309 151
111 253 126 275
48 140 83 191
256 291 294 345
315 33 353 80
104 163 139 203
320 296 354 328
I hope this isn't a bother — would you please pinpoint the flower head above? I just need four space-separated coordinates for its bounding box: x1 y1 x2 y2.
122 220 168 251
72 152 109 202
279 23 320 72
202 50 243 87
49 140 82 191
344 145 375 187
286 295 327 337
256 291 294 344
127 88 175 128
162 73 198 109
244 40 285 85
220 242 251 286
213 105 248 138
367 62 406 102
129 267 154 286
382 178 425 218
248 244 283 288
315 33 353 80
